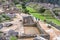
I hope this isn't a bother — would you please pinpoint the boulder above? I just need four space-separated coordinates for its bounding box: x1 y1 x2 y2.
8 30 18 36
4 23 13 27
0 24 3 29
6 13 16 18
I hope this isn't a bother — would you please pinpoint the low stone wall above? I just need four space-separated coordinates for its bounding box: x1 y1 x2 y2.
20 34 37 38
21 16 50 40
40 34 50 40
20 21 50 40
36 21 50 40
36 22 47 34
23 23 36 26
47 21 60 30
24 22 37 27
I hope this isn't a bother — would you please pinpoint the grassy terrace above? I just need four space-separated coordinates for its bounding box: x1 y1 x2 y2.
16 4 60 26
53 8 60 12
53 8 60 11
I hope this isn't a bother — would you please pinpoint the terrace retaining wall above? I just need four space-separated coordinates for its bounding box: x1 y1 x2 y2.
36 21 50 40
47 21 60 30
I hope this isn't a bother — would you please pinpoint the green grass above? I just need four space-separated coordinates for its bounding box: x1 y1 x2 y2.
16 4 22 9
46 19 60 25
10 36 17 40
16 4 37 13
16 4 23 12
29 13 60 25
26 6 37 13
16 4 60 26
30 13 45 20
43 10 54 19
27 6 60 26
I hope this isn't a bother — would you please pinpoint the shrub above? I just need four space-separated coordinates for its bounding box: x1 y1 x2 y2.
0 17 3 22
5 16 10 20
10 36 17 40
22 2 26 9
2 14 10 20
21 2 29 14
55 12 59 16
24 9 29 14
39 7 45 13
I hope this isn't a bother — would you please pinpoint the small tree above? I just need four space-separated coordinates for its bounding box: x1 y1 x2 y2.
21 2 29 14
22 2 26 9
24 9 29 14
53 11 59 16
39 7 45 13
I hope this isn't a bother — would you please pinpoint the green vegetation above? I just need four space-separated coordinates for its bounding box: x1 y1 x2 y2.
39 7 45 13
16 4 23 12
26 7 37 13
12 0 19 5
10 36 17 40
16 4 29 14
30 13 45 20
53 8 60 16
53 8 60 11
16 4 22 9
0 16 3 22
0 14 10 23
16 4 60 26
43 10 54 19
53 8 60 12
20 0 29 2
27 7 60 26
2 14 10 20
46 19 60 25
21 2 29 14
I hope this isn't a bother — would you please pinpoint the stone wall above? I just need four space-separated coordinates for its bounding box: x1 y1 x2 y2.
47 21 60 30
36 21 50 40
